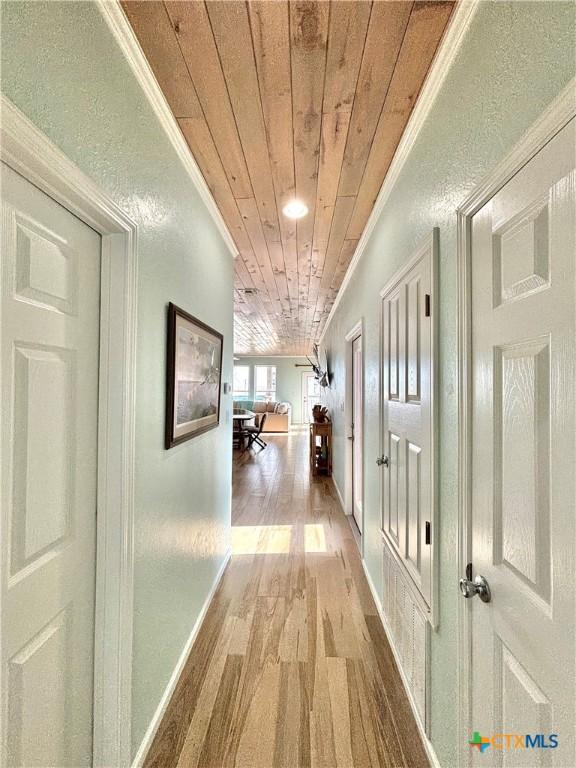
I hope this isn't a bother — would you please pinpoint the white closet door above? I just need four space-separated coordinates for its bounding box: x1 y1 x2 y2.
1 163 101 766
469 119 575 766
381 240 434 607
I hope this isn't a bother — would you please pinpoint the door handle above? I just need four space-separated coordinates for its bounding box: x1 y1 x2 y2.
376 455 389 467
459 573 491 603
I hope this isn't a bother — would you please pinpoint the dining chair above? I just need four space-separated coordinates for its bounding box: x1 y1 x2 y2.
242 413 268 452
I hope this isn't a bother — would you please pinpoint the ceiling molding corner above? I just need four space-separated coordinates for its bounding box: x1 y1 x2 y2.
96 0 239 259
318 0 480 347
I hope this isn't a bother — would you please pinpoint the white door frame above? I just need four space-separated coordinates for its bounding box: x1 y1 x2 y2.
456 79 576 768
344 320 364 545
0 96 137 768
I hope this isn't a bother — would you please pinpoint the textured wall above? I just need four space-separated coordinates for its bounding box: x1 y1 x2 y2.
1 1 234 757
234 356 312 423
318 1 575 764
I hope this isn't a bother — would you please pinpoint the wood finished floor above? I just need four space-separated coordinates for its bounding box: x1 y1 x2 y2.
145 431 429 768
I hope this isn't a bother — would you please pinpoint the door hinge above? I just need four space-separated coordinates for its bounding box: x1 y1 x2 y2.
425 520 431 545
425 294 431 317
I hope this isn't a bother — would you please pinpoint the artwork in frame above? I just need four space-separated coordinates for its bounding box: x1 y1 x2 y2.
165 302 223 448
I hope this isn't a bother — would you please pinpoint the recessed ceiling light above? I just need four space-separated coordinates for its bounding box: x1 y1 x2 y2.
282 199 308 219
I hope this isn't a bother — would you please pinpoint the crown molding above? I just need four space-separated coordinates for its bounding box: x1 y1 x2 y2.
96 0 238 259
318 0 480 346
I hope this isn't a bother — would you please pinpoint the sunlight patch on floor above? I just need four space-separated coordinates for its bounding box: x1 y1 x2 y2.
231 523 328 555
232 525 292 555
304 523 327 553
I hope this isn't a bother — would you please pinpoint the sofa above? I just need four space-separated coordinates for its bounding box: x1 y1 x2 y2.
233 400 291 432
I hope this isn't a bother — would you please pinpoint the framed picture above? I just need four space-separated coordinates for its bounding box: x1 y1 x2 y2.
165 302 223 448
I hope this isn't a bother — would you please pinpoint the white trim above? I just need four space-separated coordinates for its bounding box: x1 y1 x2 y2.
344 320 363 343
378 230 439 629
96 0 238 260
361 558 440 768
456 79 576 768
318 0 480 347
300 369 316 425
331 476 346 514
0 95 137 768
131 549 232 768
344 320 364 553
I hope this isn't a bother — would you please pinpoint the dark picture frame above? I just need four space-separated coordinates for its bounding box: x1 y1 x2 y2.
165 302 223 449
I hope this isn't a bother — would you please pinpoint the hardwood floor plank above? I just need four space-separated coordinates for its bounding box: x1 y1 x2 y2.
146 433 429 767
273 661 311 768
197 654 243 768
326 657 354 768
143 598 230 768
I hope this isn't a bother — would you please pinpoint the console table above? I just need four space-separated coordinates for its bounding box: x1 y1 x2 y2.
309 421 332 477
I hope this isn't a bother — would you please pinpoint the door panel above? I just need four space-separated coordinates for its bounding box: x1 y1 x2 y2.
302 371 320 424
1 163 101 767
351 334 363 532
381 239 434 607
470 119 575 766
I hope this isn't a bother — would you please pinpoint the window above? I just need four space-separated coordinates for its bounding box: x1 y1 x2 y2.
254 365 276 402
233 365 250 398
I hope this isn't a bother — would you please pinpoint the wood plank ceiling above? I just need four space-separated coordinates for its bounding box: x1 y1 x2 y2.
122 0 455 355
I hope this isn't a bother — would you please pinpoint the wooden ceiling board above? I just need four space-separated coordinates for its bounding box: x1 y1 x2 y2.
123 0 455 355
290 1 329 331
166 1 253 198
337 1 414 197
346 0 455 239
248 1 299 324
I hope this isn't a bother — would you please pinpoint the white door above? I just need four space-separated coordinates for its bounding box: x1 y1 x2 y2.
351 334 363 533
1 164 101 766
381 236 435 607
468 119 575 765
302 371 320 423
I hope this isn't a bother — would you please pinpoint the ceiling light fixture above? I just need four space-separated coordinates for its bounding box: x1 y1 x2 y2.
282 199 308 219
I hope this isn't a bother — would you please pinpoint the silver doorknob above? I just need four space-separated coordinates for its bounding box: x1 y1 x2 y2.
459 574 491 603
376 455 390 467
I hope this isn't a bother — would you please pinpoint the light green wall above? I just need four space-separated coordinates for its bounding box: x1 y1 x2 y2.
319 2 575 765
1 1 234 758
234 357 311 423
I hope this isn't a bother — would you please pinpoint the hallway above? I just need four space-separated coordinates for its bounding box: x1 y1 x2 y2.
2 2 575 765
144 432 429 768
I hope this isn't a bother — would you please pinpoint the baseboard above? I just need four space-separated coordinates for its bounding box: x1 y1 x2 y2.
360 558 441 768
131 548 232 768
331 476 346 513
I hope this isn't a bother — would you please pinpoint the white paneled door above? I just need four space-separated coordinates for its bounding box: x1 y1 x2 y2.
351 334 363 533
381 235 436 610
468 119 575 765
302 371 320 424
1 164 101 766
